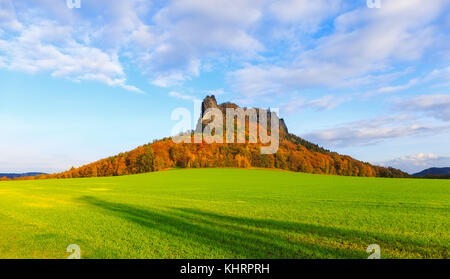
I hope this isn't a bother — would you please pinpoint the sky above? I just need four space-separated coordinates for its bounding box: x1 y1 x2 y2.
0 0 449 174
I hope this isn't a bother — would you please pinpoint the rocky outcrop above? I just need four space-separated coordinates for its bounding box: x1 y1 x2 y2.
197 95 289 136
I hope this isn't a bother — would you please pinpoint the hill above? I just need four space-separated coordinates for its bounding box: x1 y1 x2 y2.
15 96 409 180
413 167 450 178
0 172 46 180
0 169 448 258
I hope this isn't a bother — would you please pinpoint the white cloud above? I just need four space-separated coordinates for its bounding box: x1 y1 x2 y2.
381 153 450 174
0 9 142 93
229 65 344 97
132 0 266 87
1 0 269 90
395 94 450 121
372 79 419 95
89 0 151 48
1 0 449 96
361 66 450 96
168 91 199 101
281 94 347 114
422 66 450 88
229 0 449 97
302 114 449 147
270 0 342 30
0 0 22 31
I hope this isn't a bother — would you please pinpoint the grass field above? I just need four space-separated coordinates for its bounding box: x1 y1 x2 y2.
0 168 448 259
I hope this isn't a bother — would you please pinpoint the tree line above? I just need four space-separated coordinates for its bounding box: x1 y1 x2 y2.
10 135 409 180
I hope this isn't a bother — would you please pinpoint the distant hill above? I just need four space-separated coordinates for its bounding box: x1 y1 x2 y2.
12 95 409 181
413 167 450 178
0 172 46 179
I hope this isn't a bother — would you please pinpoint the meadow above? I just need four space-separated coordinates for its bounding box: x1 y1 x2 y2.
0 168 448 259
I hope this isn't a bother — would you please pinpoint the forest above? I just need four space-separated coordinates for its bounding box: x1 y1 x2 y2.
9 135 408 180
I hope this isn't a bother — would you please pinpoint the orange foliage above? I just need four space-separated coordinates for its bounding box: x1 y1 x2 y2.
26 135 409 180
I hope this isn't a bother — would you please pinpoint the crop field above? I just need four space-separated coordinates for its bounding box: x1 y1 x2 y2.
0 168 448 259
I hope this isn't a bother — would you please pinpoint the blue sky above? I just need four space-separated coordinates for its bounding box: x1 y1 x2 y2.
0 0 449 174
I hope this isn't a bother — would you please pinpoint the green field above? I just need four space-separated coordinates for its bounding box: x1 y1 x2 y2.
0 168 448 259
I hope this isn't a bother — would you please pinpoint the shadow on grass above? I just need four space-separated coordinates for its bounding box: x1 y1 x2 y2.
171 208 447 258
79 196 444 259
